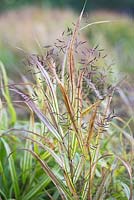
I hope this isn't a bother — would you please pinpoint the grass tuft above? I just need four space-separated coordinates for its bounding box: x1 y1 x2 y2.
0 11 133 200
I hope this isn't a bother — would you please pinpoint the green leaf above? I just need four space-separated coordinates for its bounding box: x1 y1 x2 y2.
21 148 73 200
9 87 62 141
0 61 16 125
22 175 50 200
1 138 20 199
121 182 130 200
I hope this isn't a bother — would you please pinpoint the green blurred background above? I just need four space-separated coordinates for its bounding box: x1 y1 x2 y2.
0 0 134 13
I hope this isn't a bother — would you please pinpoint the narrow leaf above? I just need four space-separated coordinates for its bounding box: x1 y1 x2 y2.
9 87 62 141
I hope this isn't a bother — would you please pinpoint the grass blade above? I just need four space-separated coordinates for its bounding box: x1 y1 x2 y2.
0 61 16 125
1 138 20 199
9 87 62 141
115 155 133 200
21 110 34 184
80 20 112 31
22 175 51 200
20 148 73 200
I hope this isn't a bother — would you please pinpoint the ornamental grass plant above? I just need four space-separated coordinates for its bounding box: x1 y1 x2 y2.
0 7 133 200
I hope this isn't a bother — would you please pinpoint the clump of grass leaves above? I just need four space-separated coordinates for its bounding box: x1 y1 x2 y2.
1 7 134 200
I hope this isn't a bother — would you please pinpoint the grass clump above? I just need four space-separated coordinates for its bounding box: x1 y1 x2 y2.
0 10 133 200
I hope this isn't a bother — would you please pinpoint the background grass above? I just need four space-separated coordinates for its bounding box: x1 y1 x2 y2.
0 7 133 75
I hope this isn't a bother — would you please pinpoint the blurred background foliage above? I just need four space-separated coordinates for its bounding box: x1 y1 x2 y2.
0 0 134 13
0 0 134 76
